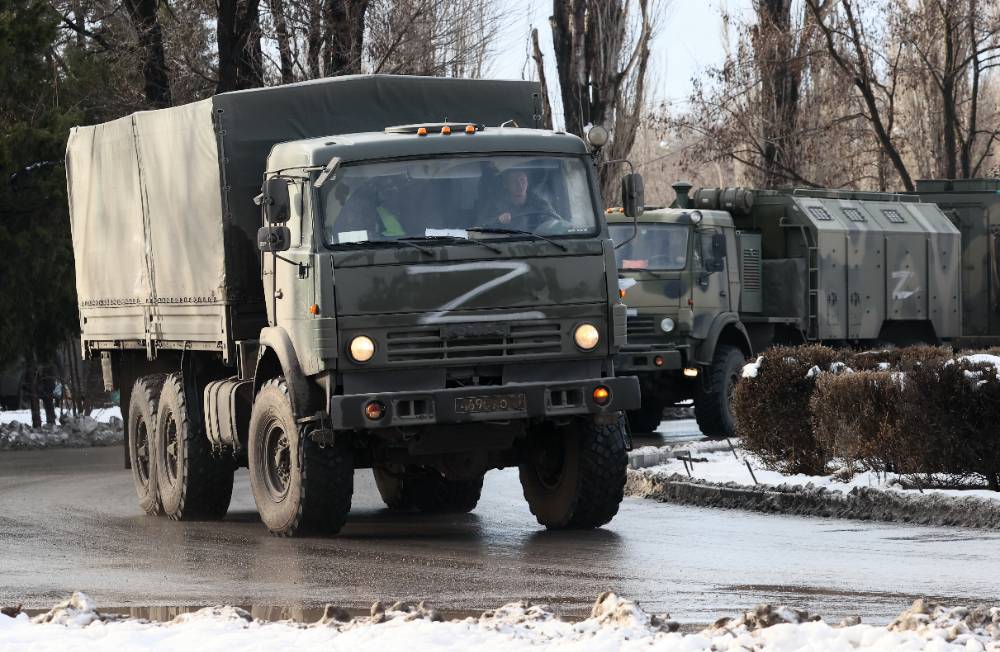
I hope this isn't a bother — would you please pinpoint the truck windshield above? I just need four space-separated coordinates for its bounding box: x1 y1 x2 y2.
320 155 598 246
609 223 689 271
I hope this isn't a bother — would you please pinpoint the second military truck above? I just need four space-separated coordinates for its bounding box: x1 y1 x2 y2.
67 75 640 535
609 184 962 436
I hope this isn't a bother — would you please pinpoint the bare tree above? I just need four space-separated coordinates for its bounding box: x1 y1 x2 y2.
216 0 263 92
122 0 172 106
365 0 500 77
894 0 1000 179
807 0 914 190
542 0 658 203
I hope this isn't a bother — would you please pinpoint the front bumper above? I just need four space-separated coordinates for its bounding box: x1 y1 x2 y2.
616 349 684 372
330 376 640 430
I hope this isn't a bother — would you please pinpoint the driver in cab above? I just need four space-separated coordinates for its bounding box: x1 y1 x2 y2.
485 167 559 230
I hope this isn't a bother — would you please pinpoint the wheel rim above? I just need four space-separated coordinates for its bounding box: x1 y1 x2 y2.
163 412 179 486
263 420 292 501
135 420 151 487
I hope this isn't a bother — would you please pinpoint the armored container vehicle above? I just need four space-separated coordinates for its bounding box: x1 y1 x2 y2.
67 75 640 535
608 185 961 435
915 178 1000 346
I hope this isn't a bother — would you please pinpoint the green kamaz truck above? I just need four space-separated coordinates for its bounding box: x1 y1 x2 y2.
66 75 640 536
609 184 963 436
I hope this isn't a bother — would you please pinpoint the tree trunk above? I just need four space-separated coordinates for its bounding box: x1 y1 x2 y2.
323 0 369 76
549 0 589 137
25 354 41 429
124 0 172 107
531 28 553 130
268 0 295 83
216 0 264 93
756 0 800 188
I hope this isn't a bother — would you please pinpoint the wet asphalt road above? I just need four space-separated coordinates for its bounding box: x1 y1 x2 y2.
1 422 999 624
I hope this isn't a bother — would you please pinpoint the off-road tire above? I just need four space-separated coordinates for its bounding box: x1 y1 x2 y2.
127 374 168 515
249 378 353 536
627 400 664 433
518 416 628 529
694 344 745 439
155 373 234 521
373 466 483 513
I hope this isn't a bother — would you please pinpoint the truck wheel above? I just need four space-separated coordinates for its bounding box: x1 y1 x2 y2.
372 466 411 510
694 344 745 439
518 416 627 529
155 373 234 521
249 378 353 536
373 466 483 513
627 400 664 433
127 375 167 515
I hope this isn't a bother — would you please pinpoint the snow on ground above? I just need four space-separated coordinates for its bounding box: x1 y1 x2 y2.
0 407 123 450
645 447 1000 502
3 592 999 651
0 405 121 426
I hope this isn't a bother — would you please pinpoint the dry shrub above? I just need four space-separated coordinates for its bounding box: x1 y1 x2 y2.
733 344 838 475
810 371 904 472
897 357 1000 488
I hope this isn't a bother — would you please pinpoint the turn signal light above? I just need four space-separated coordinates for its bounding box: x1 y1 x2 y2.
308 303 320 315
592 386 611 405
618 289 626 300
364 400 386 421
683 367 699 378
417 127 428 136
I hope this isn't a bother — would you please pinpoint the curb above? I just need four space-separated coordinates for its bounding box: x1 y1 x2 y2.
625 470 1000 529
627 443 734 470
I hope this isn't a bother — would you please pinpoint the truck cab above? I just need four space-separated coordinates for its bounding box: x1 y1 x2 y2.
608 202 747 435
250 124 640 532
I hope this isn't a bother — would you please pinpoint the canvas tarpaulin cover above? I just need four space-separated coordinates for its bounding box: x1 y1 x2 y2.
66 75 540 343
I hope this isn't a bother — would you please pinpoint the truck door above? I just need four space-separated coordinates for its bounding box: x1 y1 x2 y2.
693 228 727 331
266 182 315 329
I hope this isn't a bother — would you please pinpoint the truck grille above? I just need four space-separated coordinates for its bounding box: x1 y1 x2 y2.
386 322 562 362
627 315 657 336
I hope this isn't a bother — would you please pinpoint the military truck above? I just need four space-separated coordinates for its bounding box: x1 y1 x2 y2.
66 75 640 536
914 178 1000 346
608 184 961 435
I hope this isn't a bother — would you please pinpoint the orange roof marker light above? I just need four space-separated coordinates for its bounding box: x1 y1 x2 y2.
308 303 320 315
441 125 452 135
417 127 428 136
465 124 476 134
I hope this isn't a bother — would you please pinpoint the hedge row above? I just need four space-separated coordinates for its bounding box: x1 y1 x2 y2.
732 345 1000 489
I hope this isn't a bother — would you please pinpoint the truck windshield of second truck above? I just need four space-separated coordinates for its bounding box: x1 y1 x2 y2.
609 223 689 271
320 155 598 246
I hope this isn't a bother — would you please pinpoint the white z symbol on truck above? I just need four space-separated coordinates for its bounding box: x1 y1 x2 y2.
408 261 546 324
891 270 919 300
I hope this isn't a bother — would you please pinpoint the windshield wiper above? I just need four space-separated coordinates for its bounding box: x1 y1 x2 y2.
399 235 502 254
465 226 568 252
335 239 433 257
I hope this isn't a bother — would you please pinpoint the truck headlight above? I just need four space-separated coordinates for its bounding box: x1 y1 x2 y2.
349 335 375 362
574 323 600 350
660 317 675 333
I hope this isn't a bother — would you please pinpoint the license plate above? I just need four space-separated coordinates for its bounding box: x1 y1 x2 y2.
455 393 526 414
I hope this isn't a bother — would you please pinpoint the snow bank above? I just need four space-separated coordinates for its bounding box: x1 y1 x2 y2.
4 592 1000 651
638 447 1000 503
0 412 123 450
0 406 121 426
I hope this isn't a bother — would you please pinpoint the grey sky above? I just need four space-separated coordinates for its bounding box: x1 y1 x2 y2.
489 0 754 127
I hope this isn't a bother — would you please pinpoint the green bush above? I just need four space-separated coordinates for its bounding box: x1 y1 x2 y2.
733 344 837 475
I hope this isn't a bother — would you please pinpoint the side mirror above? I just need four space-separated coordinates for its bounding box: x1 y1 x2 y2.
263 177 290 223
257 226 291 253
621 173 645 218
712 232 727 258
